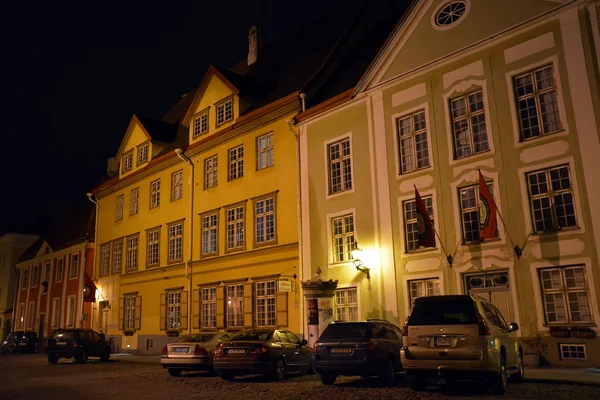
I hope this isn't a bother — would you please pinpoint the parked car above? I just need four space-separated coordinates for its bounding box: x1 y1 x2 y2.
1 331 38 353
161 332 231 377
213 329 314 381
313 319 404 385
46 329 111 364
401 295 523 394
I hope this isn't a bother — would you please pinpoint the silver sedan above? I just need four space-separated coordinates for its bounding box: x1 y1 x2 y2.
161 332 230 377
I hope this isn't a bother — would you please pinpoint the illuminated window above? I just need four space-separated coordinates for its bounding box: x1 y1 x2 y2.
204 155 218 189
255 196 275 245
147 229 160 266
150 179 161 208
226 205 245 251
124 296 136 330
227 284 244 328
335 288 358 321
257 132 274 170
168 222 183 262
327 137 353 195
450 90 489 159
201 287 216 329
228 145 244 181
256 281 276 327
166 291 181 330
331 214 355 263
408 278 440 308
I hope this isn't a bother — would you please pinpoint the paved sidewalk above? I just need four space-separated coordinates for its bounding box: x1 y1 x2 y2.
526 367 600 386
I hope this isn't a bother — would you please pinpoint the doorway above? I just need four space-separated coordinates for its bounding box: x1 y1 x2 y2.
464 270 516 323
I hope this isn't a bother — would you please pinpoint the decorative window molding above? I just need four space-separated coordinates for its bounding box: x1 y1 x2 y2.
225 201 246 253
458 180 499 244
255 280 276 327
215 95 234 127
334 287 358 321
146 227 161 267
200 210 219 257
330 212 356 264
137 142 149 165
116 194 124 221
130 188 139 216
431 0 471 31
126 234 139 272
150 179 161 209
253 192 277 247
166 291 182 330
201 287 217 329
171 170 184 202
256 132 274 170
204 155 218 189
403 195 436 252
228 145 244 181
324 134 354 198
193 107 210 138
99 244 110 277
111 241 123 275
226 284 244 328
167 220 184 263
393 106 432 175
121 150 133 173
123 295 137 330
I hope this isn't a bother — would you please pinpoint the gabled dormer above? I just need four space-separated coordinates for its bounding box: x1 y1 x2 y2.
35 241 53 258
115 115 177 178
183 65 248 144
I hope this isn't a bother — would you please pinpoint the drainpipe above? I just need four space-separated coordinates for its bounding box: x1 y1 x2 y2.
87 193 99 330
175 148 194 333
78 241 88 328
286 116 304 338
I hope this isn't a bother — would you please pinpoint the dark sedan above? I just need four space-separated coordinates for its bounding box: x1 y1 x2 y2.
1 331 38 353
213 329 314 381
161 332 230 376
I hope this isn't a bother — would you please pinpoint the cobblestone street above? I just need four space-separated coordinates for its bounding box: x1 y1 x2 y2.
1 353 599 400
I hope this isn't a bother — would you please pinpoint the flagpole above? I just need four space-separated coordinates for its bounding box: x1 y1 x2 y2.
433 228 454 267
478 169 522 259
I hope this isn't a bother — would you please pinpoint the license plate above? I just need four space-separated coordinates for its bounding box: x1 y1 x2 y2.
56 341 67 345
19 343 27 346
331 347 353 354
435 337 452 347
227 348 246 354
172 347 189 353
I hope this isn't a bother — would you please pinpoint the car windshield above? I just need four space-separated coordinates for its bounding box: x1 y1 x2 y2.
409 298 478 325
229 331 272 341
177 334 216 343
320 323 370 340
50 330 78 340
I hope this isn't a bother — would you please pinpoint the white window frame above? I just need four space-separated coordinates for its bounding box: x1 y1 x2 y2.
225 204 245 251
254 196 276 245
69 253 79 280
403 194 436 253
122 152 133 173
334 286 359 322
116 194 124 221
560 344 587 360
458 180 499 244
111 241 122 275
130 188 139 216
166 291 181 330
505 56 569 149
255 280 276 327
168 222 183 262
256 132 274 170
326 208 357 267
21 267 29 290
55 258 63 283
449 89 490 159
407 277 441 308
124 295 136 330
147 229 160 267
324 134 354 198
171 170 183 201
201 287 216 329
442 79 495 165
51 298 60 329
226 284 244 328
204 155 218 189
201 213 218 256
31 265 39 288
126 235 138 272
66 295 76 328
228 145 244 181
150 179 161 209
137 143 149 165
100 244 110 276
330 213 355 264
193 110 209 137
216 97 233 126
393 106 431 175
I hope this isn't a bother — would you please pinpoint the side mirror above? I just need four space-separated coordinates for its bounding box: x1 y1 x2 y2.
508 322 519 332
301 339 308 346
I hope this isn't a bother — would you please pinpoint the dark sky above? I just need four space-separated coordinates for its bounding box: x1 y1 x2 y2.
0 0 352 235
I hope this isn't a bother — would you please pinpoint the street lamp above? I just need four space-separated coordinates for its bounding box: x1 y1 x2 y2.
350 242 370 281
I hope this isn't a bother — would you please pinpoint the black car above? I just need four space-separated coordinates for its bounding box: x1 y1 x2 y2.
313 319 404 385
1 331 38 353
213 329 314 381
46 329 110 364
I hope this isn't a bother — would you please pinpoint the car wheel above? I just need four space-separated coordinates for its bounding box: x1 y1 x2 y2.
168 369 181 377
378 358 395 385
272 358 285 381
510 350 525 383
491 354 508 394
319 374 337 385
47 354 59 364
219 372 235 381
76 351 88 364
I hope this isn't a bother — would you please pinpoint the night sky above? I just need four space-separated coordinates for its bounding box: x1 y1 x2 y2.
1 0 353 236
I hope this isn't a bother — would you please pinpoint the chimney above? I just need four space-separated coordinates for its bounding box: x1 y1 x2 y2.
247 25 261 66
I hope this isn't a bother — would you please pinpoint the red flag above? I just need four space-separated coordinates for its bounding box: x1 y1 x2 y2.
414 186 435 248
83 273 97 302
478 170 497 240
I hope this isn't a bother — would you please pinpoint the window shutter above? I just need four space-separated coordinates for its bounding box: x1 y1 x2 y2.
118 297 124 331
180 291 188 330
192 289 200 330
276 292 288 328
243 280 254 329
134 295 142 331
216 284 225 329
159 293 166 331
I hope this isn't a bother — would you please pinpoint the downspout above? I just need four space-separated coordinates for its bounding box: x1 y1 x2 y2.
87 193 99 329
11 263 22 333
78 241 88 328
287 101 304 338
175 149 194 333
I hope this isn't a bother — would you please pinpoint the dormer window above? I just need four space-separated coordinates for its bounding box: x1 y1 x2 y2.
137 143 149 165
122 151 133 173
193 109 209 138
216 95 234 127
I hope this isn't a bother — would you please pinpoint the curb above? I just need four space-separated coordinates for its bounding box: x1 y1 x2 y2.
525 378 600 387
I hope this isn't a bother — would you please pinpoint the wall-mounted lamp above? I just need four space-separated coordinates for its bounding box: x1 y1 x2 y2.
350 242 370 281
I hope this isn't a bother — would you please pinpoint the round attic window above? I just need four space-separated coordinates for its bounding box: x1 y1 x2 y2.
432 1 470 31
